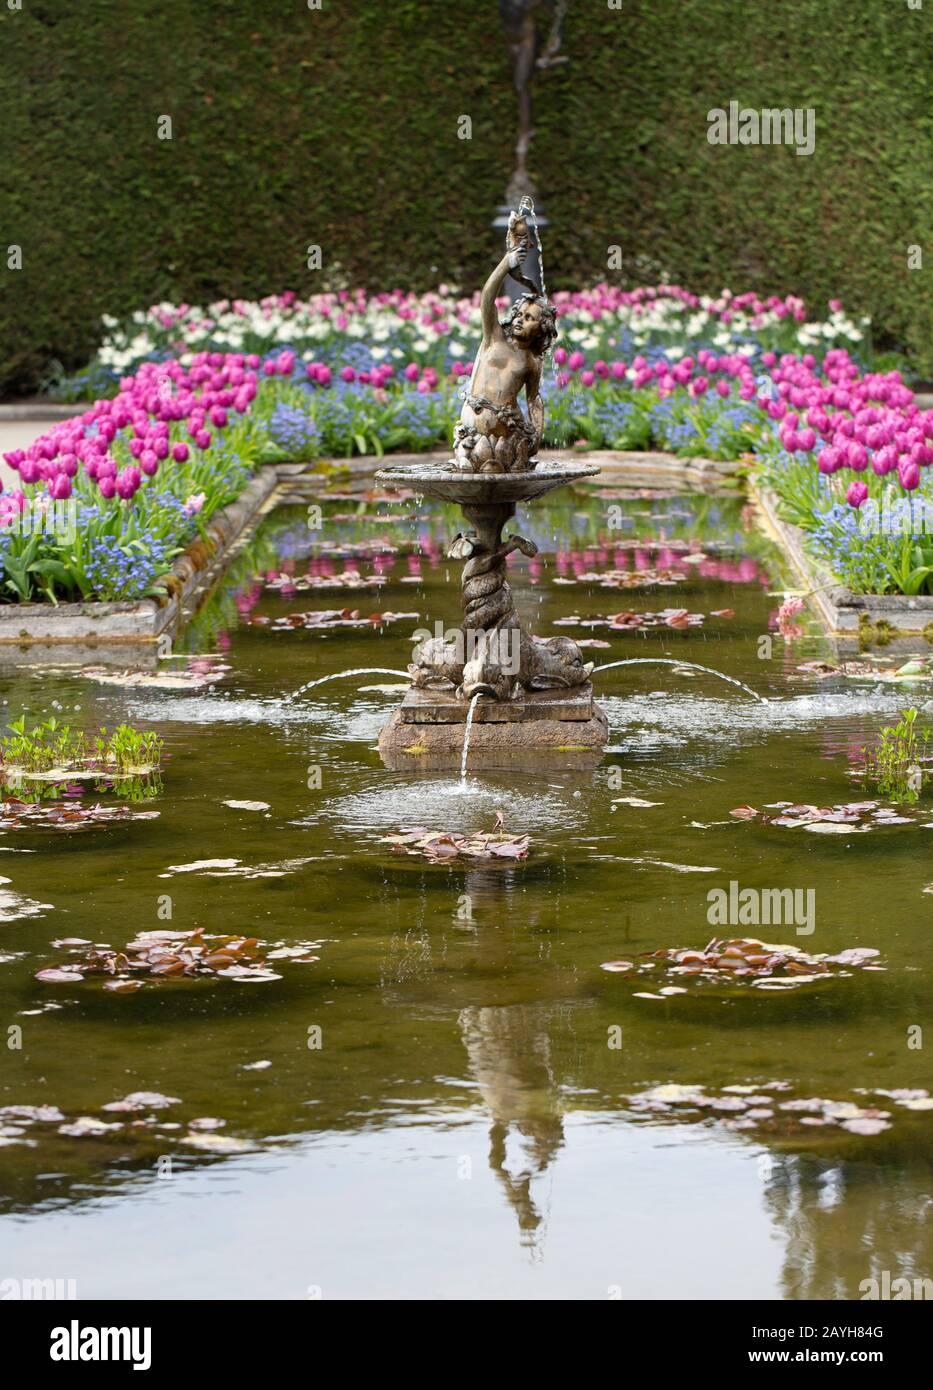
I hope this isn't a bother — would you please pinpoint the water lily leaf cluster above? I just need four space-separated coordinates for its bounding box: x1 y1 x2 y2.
381 826 530 862
554 608 714 631
1 1093 252 1154
249 607 417 631
601 937 882 992
729 800 916 831
35 926 320 991
263 569 386 593
622 1081 922 1138
0 799 160 832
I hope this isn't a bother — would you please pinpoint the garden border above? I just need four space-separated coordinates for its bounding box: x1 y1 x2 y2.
0 462 309 648
749 479 933 641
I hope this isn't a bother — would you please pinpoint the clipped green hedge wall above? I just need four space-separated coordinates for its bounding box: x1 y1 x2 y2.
1 0 931 394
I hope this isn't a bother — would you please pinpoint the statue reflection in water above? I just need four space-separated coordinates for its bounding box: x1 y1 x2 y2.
459 1002 567 1249
453 864 571 1250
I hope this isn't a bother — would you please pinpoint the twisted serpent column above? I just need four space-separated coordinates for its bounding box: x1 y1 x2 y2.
458 502 522 641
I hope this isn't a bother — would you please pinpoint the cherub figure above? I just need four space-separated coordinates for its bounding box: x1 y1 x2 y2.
454 214 558 474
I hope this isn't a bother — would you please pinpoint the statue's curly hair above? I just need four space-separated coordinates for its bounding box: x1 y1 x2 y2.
502 293 558 355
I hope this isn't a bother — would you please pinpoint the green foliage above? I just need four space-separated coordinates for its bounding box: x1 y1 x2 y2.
860 708 931 803
1 0 931 395
1 717 163 776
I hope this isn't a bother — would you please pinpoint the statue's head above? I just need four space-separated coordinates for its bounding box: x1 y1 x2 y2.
503 293 558 355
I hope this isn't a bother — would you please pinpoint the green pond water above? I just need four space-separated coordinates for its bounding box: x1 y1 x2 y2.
0 480 931 1300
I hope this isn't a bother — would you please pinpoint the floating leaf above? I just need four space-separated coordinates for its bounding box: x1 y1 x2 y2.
841 1117 891 1136
0 1104 64 1123
181 1132 252 1152
102 1092 181 1112
58 1116 123 1137
79 663 229 691
380 815 529 863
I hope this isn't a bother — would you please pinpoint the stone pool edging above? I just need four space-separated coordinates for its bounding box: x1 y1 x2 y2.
0 448 742 655
750 478 933 641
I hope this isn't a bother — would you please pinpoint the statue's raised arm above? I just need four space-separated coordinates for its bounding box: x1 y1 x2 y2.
480 243 526 345
453 212 557 475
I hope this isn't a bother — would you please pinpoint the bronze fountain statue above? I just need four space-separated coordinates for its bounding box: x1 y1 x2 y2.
453 210 555 476
376 200 607 767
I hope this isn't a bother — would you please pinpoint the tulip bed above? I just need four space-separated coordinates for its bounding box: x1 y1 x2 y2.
51 284 872 401
5 284 930 606
752 351 933 597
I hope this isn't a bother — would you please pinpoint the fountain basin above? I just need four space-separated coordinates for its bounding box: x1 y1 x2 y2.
375 458 601 506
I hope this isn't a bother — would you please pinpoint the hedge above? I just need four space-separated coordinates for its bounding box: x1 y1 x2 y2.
1 0 931 395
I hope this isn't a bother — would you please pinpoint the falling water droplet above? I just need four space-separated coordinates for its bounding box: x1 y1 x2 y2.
460 692 483 781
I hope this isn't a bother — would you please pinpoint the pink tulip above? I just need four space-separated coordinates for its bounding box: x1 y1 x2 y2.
899 461 921 490
115 467 141 499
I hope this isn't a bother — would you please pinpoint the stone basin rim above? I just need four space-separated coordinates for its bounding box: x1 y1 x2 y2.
375 459 601 504
375 461 601 482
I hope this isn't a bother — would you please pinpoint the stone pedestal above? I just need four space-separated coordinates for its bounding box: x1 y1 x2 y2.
373 458 609 771
378 683 609 771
